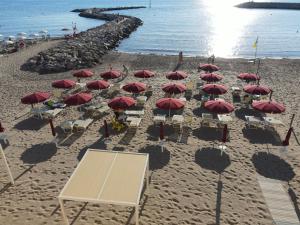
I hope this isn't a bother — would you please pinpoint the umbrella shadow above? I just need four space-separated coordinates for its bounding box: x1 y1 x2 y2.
56 131 84 147
138 145 170 170
234 108 265 120
193 127 222 141
242 127 281 146
252 152 295 181
20 143 57 164
288 186 300 220
14 117 47 131
77 139 107 161
146 124 174 141
152 108 183 117
119 129 136 145
195 147 231 173
193 93 202 101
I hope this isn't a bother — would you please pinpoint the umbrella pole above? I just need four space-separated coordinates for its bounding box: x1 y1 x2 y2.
289 114 295 128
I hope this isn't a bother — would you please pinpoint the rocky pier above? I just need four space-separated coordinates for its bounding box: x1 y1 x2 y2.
236 2 300 10
21 7 145 74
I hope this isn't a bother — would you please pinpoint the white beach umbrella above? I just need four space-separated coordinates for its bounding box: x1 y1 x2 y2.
18 36 27 40
17 32 27 36
8 35 15 40
30 33 39 37
39 30 48 34
4 40 14 45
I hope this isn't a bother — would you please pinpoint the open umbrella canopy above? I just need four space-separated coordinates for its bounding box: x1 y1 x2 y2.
21 92 51 104
134 70 155 78
243 84 271 95
86 80 110 90
100 70 121 80
156 98 185 110
166 71 188 80
64 93 92 106
52 79 76 89
204 99 234 114
162 83 187 94
122 82 146 93
238 73 260 82
200 73 223 82
198 64 220 72
202 84 228 95
108 96 136 110
73 69 93 78
252 100 285 114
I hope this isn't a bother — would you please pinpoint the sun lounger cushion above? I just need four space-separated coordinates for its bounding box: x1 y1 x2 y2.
73 118 93 131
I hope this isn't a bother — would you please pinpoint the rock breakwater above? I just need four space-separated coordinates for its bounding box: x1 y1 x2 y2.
21 7 144 74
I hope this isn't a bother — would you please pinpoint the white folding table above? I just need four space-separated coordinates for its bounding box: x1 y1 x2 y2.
58 149 149 225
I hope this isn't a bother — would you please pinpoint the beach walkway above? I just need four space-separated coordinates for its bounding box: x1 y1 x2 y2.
257 175 300 225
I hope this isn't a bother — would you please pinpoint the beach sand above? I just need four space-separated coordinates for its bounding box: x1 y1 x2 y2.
0 41 299 225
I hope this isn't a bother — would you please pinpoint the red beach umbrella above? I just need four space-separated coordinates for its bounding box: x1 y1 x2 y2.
100 70 121 80
21 92 51 105
198 64 220 72
156 98 185 110
73 69 93 78
282 127 293 146
238 73 260 82
86 80 110 90
52 79 76 89
243 84 271 95
108 96 136 110
64 93 92 106
252 100 285 114
166 71 188 80
162 83 187 94
204 99 234 114
200 73 223 82
122 82 146 93
222 124 228 143
134 70 155 78
202 84 228 95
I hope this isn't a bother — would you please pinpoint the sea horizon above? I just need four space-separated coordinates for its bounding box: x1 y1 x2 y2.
1 0 300 58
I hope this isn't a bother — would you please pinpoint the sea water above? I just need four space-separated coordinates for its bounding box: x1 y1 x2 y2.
1 0 300 58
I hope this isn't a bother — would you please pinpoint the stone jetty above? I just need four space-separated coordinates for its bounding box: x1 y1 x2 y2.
236 2 300 10
21 7 145 74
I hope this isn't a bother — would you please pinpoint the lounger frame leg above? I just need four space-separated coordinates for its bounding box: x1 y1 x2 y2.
0 144 14 184
59 199 69 225
146 162 150 194
135 205 139 225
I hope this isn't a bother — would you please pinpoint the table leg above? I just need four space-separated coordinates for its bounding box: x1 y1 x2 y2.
135 205 139 225
59 199 69 225
0 144 14 184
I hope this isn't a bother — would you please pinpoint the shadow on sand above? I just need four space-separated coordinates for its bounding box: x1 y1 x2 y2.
139 145 170 170
252 152 295 181
234 108 265 121
242 127 281 145
195 147 231 173
192 106 210 117
77 138 107 161
195 148 229 225
192 127 222 142
146 124 174 141
20 143 57 164
14 117 47 131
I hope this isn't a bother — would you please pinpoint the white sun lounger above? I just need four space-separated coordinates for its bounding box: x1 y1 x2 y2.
42 108 63 119
59 120 75 133
73 118 93 131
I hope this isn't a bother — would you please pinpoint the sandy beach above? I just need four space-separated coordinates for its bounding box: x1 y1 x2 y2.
0 40 299 225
